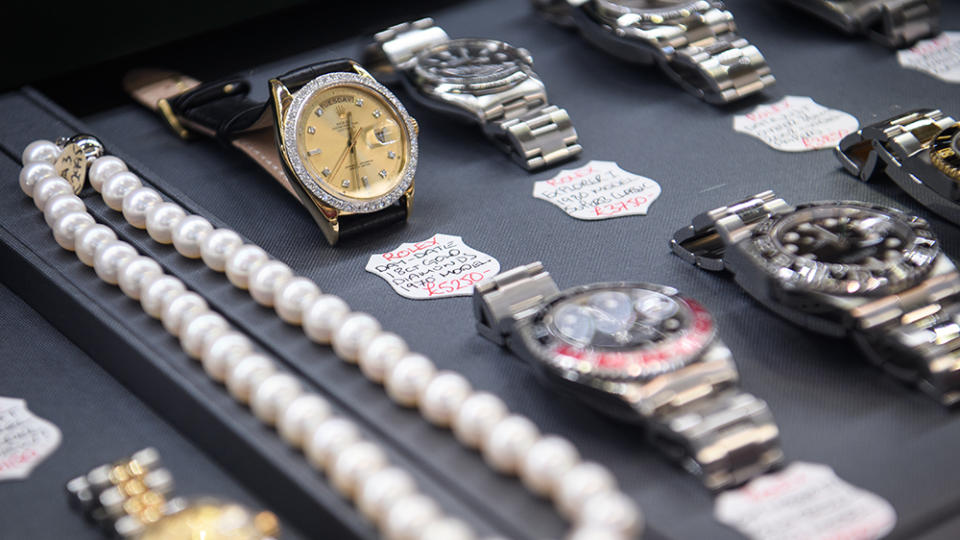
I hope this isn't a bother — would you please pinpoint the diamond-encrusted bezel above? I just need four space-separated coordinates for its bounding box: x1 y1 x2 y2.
518 282 716 383
283 72 418 213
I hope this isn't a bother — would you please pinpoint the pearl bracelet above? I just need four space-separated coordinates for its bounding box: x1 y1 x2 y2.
19 138 643 540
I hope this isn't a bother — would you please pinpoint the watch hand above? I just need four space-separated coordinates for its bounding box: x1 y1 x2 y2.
328 125 363 183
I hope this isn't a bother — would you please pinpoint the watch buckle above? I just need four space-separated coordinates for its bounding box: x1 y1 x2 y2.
157 98 191 140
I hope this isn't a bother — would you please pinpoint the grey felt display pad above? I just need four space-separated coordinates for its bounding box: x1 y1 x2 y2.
2 0 960 539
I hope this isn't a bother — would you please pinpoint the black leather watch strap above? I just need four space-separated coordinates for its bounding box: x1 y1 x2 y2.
338 199 409 242
277 59 358 92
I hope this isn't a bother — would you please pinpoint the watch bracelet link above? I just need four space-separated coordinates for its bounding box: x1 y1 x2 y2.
869 0 940 48
618 6 775 104
375 18 582 170
671 191 793 271
838 109 955 181
66 448 176 538
851 271 960 406
474 263 783 489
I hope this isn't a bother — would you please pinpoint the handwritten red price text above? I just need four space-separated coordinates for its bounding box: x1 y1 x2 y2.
0 449 38 473
801 129 849 149
372 237 497 297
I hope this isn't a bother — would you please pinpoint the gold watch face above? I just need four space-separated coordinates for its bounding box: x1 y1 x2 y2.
282 72 418 213
140 501 277 540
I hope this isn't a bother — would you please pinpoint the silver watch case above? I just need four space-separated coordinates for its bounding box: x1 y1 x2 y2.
403 38 546 125
725 201 947 337
508 281 733 421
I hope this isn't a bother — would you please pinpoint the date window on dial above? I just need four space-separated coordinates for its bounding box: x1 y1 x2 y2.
366 120 400 148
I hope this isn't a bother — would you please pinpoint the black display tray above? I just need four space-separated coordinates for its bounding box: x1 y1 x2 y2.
3 1 960 539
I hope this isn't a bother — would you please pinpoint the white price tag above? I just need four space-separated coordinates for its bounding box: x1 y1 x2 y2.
898 32 960 83
715 462 896 540
533 160 661 220
733 96 859 152
365 234 500 300
0 397 61 481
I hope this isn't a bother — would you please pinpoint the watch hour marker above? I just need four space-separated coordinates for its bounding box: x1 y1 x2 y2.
307 148 322 156
341 179 351 188
314 107 324 117
307 126 316 134
322 168 331 177
355 98 364 107
387 151 396 159
361 176 369 187
379 169 388 178
372 109 381 118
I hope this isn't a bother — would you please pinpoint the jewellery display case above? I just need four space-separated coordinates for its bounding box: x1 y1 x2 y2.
2 1 960 539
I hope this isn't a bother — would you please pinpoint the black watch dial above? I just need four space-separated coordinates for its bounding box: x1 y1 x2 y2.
414 38 533 92
748 202 939 296
521 283 715 381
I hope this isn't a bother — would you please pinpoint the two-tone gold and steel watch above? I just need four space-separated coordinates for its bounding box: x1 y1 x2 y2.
125 60 418 245
66 448 280 539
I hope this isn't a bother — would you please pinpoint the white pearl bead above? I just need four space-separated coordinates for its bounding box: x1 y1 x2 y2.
302 294 350 344
88 156 127 192
248 260 293 307
357 467 417 525
453 392 508 450
145 202 186 244
93 241 137 285
171 215 213 259
482 415 540 475
226 353 276 404
331 440 388 499
52 212 94 251
305 417 361 473
101 171 142 211
160 291 208 334
331 312 381 362
278 393 331 449
33 176 73 210
201 331 253 382
576 491 643 538
384 493 440 540
520 435 580 497
358 332 408 384
274 276 321 325
385 354 436 408
419 371 472 428
74 224 117 266
566 526 628 540
121 187 162 229
556 462 618 520
180 312 229 360
199 228 243 272
141 275 187 319
250 372 302 425
224 245 268 289
22 140 61 165
19 162 56 197
43 193 85 228
116 256 162 299
421 518 476 540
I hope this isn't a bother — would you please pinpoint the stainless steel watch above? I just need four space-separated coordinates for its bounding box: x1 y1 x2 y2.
780 0 940 49
672 191 960 406
364 18 581 171
838 109 960 225
474 262 784 490
531 0 775 104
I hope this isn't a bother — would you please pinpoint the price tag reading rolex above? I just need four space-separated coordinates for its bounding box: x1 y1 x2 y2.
533 160 661 220
733 96 859 152
366 234 500 300
898 33 960 84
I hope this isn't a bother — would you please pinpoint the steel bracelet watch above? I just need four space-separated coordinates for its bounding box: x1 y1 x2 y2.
364 18 582 171
66 448 279 539
672 191 960 406
780 0 940 49
531 0 775 104
838 109 960 225
473 262 783 490
124 59 418 245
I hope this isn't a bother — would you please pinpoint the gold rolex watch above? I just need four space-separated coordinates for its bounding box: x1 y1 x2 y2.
124 59 418 245
66 448 280 539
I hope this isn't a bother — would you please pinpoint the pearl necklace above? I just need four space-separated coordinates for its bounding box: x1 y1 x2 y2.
19 138 643 540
